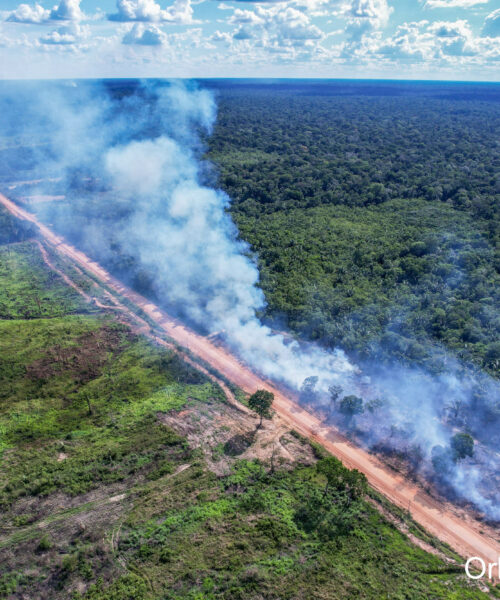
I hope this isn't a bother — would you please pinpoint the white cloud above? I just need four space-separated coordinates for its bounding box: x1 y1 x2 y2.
228 3 323 46
0 26 34 48
343 0 393 42
230 0 284 3
233 26 253 38
3 0 500 75
49 0 84 20
39 22 88 44
165 0 194 24
345 0 392 25
6 0 84 23
122 22 167 44
210 30 232 42
7 4 50 23
108 0 194 24
283 0 340 14
423 0 488 8
229 8 264 24
273 6 322 40
426 19 480 55
109 0 164 21
374 21 433 60
348 17 500 64
482 8 500 37
168 27 206 48
428 18 472 37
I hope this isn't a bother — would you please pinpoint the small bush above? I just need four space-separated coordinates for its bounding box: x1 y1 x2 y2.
37 534 53 552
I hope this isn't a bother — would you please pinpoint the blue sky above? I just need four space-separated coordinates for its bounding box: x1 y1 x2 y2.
1 0 499 79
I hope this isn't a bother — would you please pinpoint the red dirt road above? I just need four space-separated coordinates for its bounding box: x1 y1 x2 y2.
2 192 499 569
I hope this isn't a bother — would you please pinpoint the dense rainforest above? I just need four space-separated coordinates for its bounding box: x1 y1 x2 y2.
203 81 500 376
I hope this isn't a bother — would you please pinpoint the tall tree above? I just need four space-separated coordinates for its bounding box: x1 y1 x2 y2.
248 389 274 428
451 432 474 461
339 395 364 423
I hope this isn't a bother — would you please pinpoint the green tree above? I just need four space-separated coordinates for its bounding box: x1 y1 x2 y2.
451 432 474 461
248 389 274 428
366 397 384 413
431 445 453 476
80 390 93 416
300 376 319 405
339 395 364 421
485 341 500 367
328 384 343 412
445 398 463 423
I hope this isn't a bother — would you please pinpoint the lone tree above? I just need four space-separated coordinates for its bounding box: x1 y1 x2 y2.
317 456 345 497
248 389 274 428
80 390 94 416
431 444 453 476
445 398 464 424
339 395 364 422
451 432 474 461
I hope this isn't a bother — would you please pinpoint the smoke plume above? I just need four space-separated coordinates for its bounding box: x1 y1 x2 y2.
0 79 499 519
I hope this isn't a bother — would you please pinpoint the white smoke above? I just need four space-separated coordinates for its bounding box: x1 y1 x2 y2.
102 84 356 392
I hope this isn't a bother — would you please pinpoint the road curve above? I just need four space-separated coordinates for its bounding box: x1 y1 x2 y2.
1 192 499 568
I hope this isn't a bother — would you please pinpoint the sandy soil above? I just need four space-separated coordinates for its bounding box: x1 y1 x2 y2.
2 191 499 569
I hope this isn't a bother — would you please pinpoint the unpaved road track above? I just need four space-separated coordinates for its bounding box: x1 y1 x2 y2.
2 192 499 568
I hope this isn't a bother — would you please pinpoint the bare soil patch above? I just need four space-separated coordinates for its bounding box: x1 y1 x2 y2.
158 400 316 476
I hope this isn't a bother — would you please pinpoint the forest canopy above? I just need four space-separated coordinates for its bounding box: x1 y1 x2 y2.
204 81 500 376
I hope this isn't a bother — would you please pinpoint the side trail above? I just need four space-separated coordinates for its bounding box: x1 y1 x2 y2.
2 192 499 569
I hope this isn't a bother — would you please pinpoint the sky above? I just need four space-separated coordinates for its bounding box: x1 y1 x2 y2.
0 0 499 79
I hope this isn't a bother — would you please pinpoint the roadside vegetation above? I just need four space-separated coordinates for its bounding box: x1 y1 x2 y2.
0 208 495 598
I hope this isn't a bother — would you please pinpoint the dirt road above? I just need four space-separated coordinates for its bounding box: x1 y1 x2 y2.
2 191 499 568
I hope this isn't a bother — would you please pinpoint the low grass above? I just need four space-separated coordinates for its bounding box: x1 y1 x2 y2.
0 241 91 319
0 313 217 504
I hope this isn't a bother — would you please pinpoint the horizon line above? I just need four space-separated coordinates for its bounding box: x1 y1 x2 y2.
1 76 499 85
